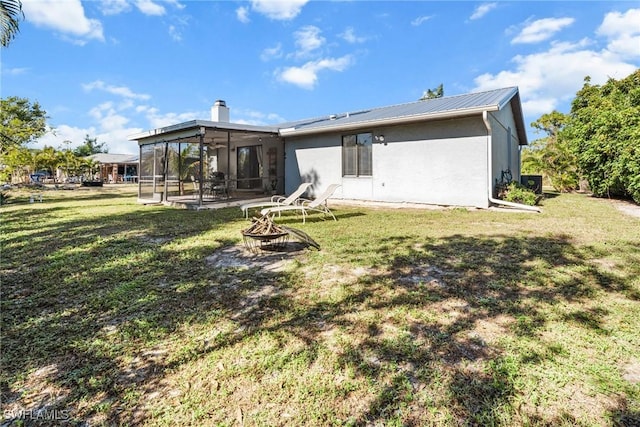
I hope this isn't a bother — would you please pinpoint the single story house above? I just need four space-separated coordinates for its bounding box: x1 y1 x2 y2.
88 153 139 183
129 88 529 209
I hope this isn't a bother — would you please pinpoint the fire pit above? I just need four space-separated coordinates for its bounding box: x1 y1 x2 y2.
241 215 289 253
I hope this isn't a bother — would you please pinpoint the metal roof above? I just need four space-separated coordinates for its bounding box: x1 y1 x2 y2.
277 87 526 143
128 87 527 145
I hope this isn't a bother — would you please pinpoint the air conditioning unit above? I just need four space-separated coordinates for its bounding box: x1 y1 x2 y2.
520 175 542 194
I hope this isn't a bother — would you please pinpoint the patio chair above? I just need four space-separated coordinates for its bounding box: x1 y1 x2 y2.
210 172 228 199
240 182 312 219
260 184 341 223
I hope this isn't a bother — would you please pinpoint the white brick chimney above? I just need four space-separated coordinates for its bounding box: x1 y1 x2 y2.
211 99 230 122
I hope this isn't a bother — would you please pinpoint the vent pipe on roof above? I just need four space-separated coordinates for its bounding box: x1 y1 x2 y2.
211 100 230 122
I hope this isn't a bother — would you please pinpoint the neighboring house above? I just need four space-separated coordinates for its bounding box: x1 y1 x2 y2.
129 88 528 209
88 153 139 183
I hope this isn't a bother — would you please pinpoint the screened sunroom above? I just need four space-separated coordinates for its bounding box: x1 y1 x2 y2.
130 119 283 208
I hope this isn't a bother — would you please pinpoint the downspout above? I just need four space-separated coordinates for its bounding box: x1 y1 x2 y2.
483 111 541 213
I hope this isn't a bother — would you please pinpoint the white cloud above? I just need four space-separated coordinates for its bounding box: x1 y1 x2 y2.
277 55 354 89
340 27 367 44
99 0 131 15
89 101 115 120
99 0 184 16
293 25 325 57
261 43 283 61
236 6 250 23
35 121 140 155
233 108 286 125
97 127 142 154
470 3 497 20
141 108 202 129
3 67 29 76
473 39 637 116
82 81 151 100
597 9 640 59
22 0 104 42
134 0 166 16
34 124 95 150
250 0 309 21
411 16 432 27
512 17 575 44
169 25 182 41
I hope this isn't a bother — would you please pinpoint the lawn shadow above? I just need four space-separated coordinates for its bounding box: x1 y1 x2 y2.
2 193 638 425
326 233 637 425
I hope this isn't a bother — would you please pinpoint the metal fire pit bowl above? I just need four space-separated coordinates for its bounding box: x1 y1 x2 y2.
242 231 290 253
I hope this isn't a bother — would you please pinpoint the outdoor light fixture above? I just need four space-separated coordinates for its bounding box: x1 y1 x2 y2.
375 135 385 142
199 126 206 136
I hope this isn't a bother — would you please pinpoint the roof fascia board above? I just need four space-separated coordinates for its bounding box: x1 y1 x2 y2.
490 88 528 146
129 120 279 142
510 93 528 145
134 128 203 145
497 87 519 110
279 105 499 137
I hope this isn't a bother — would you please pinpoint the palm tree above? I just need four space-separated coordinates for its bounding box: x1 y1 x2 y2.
1 0 23 47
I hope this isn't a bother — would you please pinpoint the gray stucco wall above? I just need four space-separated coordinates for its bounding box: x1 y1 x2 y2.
284 116 492 208
488 103 521 194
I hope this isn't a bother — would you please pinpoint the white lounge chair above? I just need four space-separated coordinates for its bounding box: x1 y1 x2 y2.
261 184 341 223
240 182 312 219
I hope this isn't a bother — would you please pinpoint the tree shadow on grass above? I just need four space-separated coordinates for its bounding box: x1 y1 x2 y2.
2 195 639 426
335 234 638 425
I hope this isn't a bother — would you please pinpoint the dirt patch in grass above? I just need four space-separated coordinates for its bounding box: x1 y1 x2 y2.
610 199 640 218
622 360 640 384
1 363 71 423
205 243 308 272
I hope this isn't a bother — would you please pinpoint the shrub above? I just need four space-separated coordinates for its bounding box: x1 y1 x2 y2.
502 182 539 206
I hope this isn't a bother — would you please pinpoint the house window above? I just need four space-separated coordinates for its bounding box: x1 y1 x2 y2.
342 132 372 176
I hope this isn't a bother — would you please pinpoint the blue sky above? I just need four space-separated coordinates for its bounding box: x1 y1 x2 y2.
2 0 639 154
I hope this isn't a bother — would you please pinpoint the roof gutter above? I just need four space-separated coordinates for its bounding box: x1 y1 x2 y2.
128 120 280 142
280 105 499 137
483 111 541 213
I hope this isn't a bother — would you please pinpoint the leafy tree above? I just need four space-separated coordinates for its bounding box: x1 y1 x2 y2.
35 146 59 179
78 156 100 180
73 135 108 156
0 0 23 47
0 145 36 183
168 143 198 195
0 96 49 153
564 71 640 202
420 84 444 100
522 111 579 192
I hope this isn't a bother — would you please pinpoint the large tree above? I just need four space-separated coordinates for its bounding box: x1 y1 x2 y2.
0 96 49 154
0 0 22 47
0 145 36 183
420 84 444 100
564 71 640 202
522 111 579 192
73 135 108 156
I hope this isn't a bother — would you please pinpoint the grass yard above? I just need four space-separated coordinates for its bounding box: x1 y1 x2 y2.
1 185 639 426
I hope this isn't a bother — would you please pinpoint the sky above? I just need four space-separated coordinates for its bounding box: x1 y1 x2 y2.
2 0 639 154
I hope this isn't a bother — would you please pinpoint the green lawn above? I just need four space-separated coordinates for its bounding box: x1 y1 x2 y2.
1 186 639 426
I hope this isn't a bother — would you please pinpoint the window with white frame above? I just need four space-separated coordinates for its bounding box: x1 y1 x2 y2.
342 132 372 176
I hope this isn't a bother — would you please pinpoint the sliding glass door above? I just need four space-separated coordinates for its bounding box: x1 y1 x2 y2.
237 145 263 190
